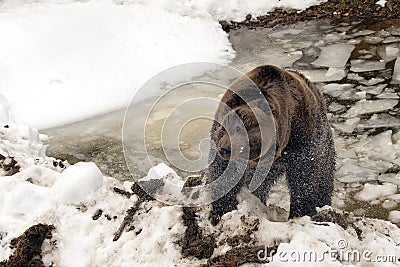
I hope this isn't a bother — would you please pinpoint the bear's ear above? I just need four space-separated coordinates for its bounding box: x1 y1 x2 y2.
249 65 283 83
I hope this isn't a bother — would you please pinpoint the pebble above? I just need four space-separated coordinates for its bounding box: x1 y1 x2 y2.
382 200 398 209
388 210 400 224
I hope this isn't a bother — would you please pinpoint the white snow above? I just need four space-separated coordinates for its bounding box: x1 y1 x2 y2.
0 0 327 129
53 162 103 204
376 0 387 7
120 0 328 22
0 95 13 123
0 123 46 159
0 118 187 266
141 162 178 182
0 0 234 129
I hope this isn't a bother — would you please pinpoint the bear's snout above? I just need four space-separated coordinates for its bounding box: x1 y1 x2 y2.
217 135 231 159
219 143 231 158
217 135 251 160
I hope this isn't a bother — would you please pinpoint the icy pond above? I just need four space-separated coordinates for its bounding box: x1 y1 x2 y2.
43 19 400 224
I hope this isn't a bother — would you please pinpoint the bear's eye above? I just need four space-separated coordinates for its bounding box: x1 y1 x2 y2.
236 126 241 132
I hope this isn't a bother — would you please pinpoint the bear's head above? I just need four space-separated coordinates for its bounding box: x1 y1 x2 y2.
215 99 275 163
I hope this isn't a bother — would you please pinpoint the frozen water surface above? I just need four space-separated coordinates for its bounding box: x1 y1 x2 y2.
383 36 400 44
338 88 366 101
356 84 386 95
355 183 398 202
328 102 346 113
343 99 398 118
364 35 384 44
333 117 360 133
378 173 400 186
347 72 365 82
350 130 398 162
321 83 355 97
350 29 376 37
300 68 347 82
311 43 355 68
336 161 378 182
350 59 386 72
377 91 400 99
361 113 400 129
359 77 385 86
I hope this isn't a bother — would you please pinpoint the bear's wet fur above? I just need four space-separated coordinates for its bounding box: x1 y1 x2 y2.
207 65 335 223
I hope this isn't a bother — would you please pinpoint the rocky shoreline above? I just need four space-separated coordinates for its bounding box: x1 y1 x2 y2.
220 0 400 32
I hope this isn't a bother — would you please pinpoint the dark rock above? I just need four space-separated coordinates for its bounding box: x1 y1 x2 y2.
1 224 55 267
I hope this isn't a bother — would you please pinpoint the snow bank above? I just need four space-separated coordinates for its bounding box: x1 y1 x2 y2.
1 118 400 266
0 123 46 159
121 0 328 22
0 0 327 129
0 0 234 129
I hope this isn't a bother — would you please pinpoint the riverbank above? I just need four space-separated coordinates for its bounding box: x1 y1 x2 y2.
221 0 400 31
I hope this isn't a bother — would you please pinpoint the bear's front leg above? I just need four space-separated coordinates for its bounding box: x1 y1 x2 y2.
286 142 320 219
251 163 285 204
207 154 245 225
210 182 242 225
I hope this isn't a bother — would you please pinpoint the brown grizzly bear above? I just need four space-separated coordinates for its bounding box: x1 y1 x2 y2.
207 65 335 223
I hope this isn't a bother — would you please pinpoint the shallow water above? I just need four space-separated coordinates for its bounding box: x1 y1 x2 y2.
44 18 400 223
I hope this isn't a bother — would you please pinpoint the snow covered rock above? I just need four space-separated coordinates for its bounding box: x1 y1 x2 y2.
52 162 103 204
